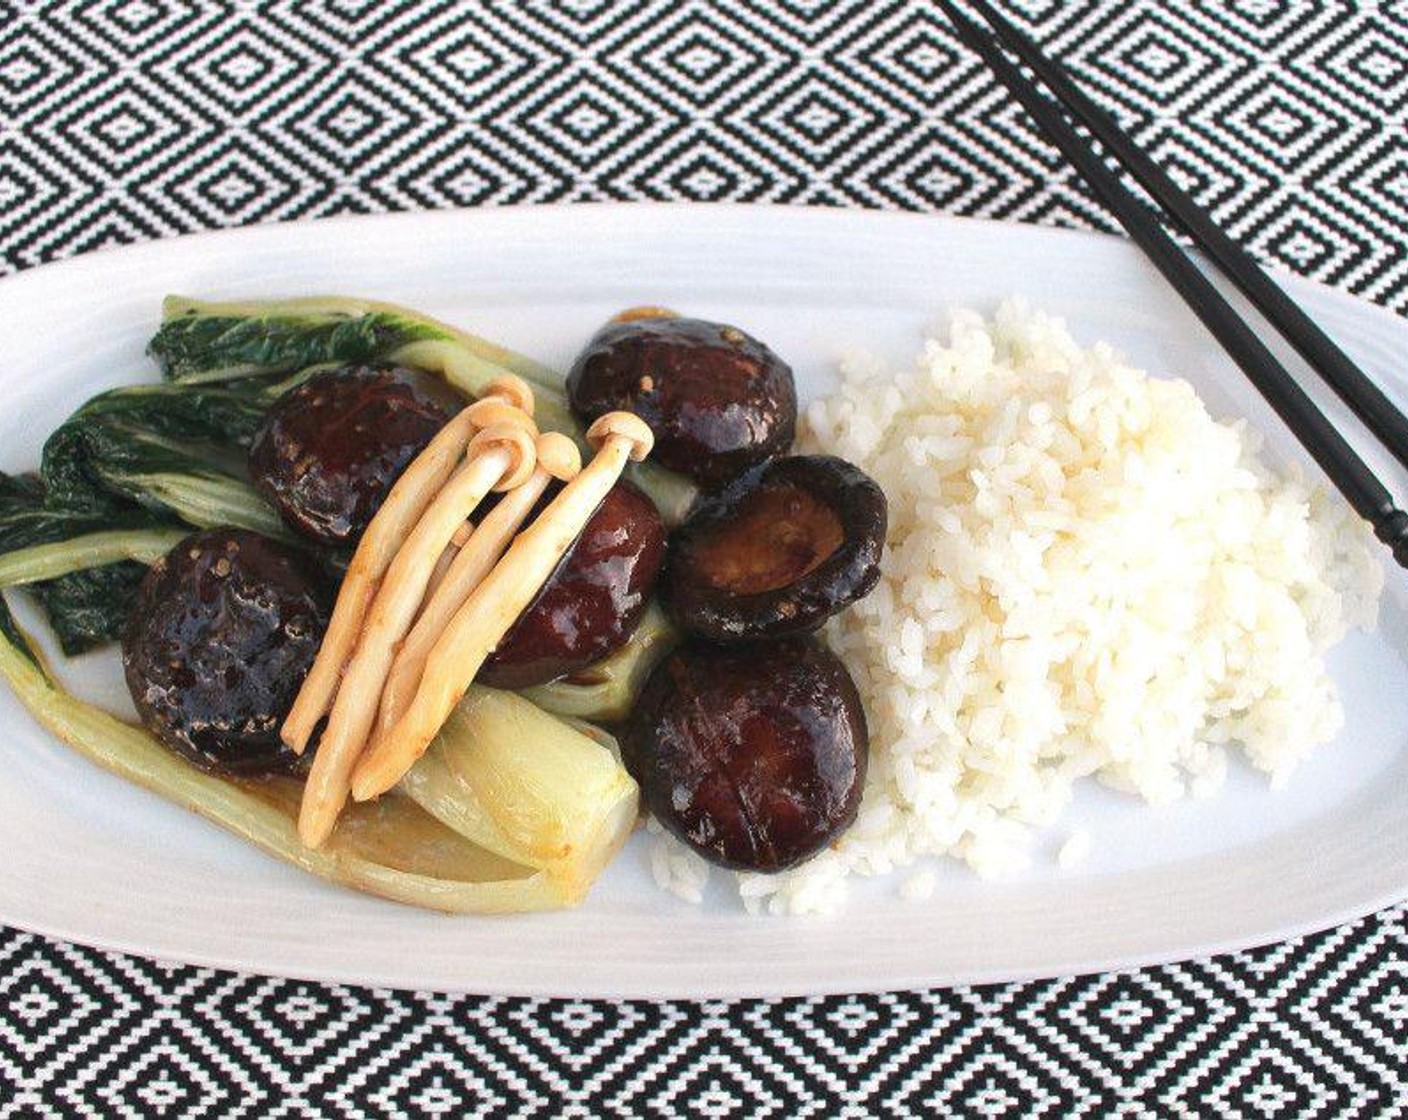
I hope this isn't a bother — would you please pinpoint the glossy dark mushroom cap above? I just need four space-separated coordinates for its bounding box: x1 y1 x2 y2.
249 363 464 546
122 528 331 775
480 481 667 689
623 637 868 873
663 455 886 642
565 316 796 487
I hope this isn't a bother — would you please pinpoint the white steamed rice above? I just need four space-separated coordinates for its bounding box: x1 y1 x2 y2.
650 302 1383 915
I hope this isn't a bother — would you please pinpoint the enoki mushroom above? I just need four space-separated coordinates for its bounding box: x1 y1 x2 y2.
287 389 653 848
351 411 654 802
281 375 534 753
297 422 537 848
423 522 475 606
376 431 582 739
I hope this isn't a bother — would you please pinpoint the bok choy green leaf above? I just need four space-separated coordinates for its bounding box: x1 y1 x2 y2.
2 376 292 652
39 381 287 537
34 563 149 655
0 472 165 550
154 295 700 524
151 297 451 384
0 473 186 654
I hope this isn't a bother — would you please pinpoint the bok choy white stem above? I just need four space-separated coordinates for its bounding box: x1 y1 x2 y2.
0 598 636 912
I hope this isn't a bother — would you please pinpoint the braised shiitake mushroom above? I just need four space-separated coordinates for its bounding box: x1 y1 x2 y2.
480 480 667 690
623 637 868 872
663 455 886 642
565 313 796 487
122 528 331 775
249 363 465 546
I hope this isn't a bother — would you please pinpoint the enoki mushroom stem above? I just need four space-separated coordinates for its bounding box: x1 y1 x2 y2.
294 423 537 849
377 432 582 737
351 412 654 801
280 410 475 753
281 375 534 754
423 531 469 604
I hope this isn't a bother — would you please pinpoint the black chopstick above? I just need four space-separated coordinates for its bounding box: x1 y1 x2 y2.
963 0 1408 476
938 0 1408 570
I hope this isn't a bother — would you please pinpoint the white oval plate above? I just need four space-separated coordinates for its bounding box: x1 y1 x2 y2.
0 204 1404 999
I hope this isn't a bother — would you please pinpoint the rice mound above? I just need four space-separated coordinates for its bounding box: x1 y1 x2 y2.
650 302 1383 915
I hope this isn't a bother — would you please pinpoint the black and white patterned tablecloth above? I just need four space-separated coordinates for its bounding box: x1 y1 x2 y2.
3 1 1407 1115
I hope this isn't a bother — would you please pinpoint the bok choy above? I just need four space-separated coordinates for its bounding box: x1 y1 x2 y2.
0 473 186 653
150 300 449 384
40 380 285 535
0 374 290 652
524 603 680 723
400 686 639 897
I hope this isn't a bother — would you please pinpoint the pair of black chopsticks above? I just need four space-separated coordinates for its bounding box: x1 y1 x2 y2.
940 0 1408 571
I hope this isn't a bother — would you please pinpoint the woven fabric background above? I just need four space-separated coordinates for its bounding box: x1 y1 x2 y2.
3 1 1408 1115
